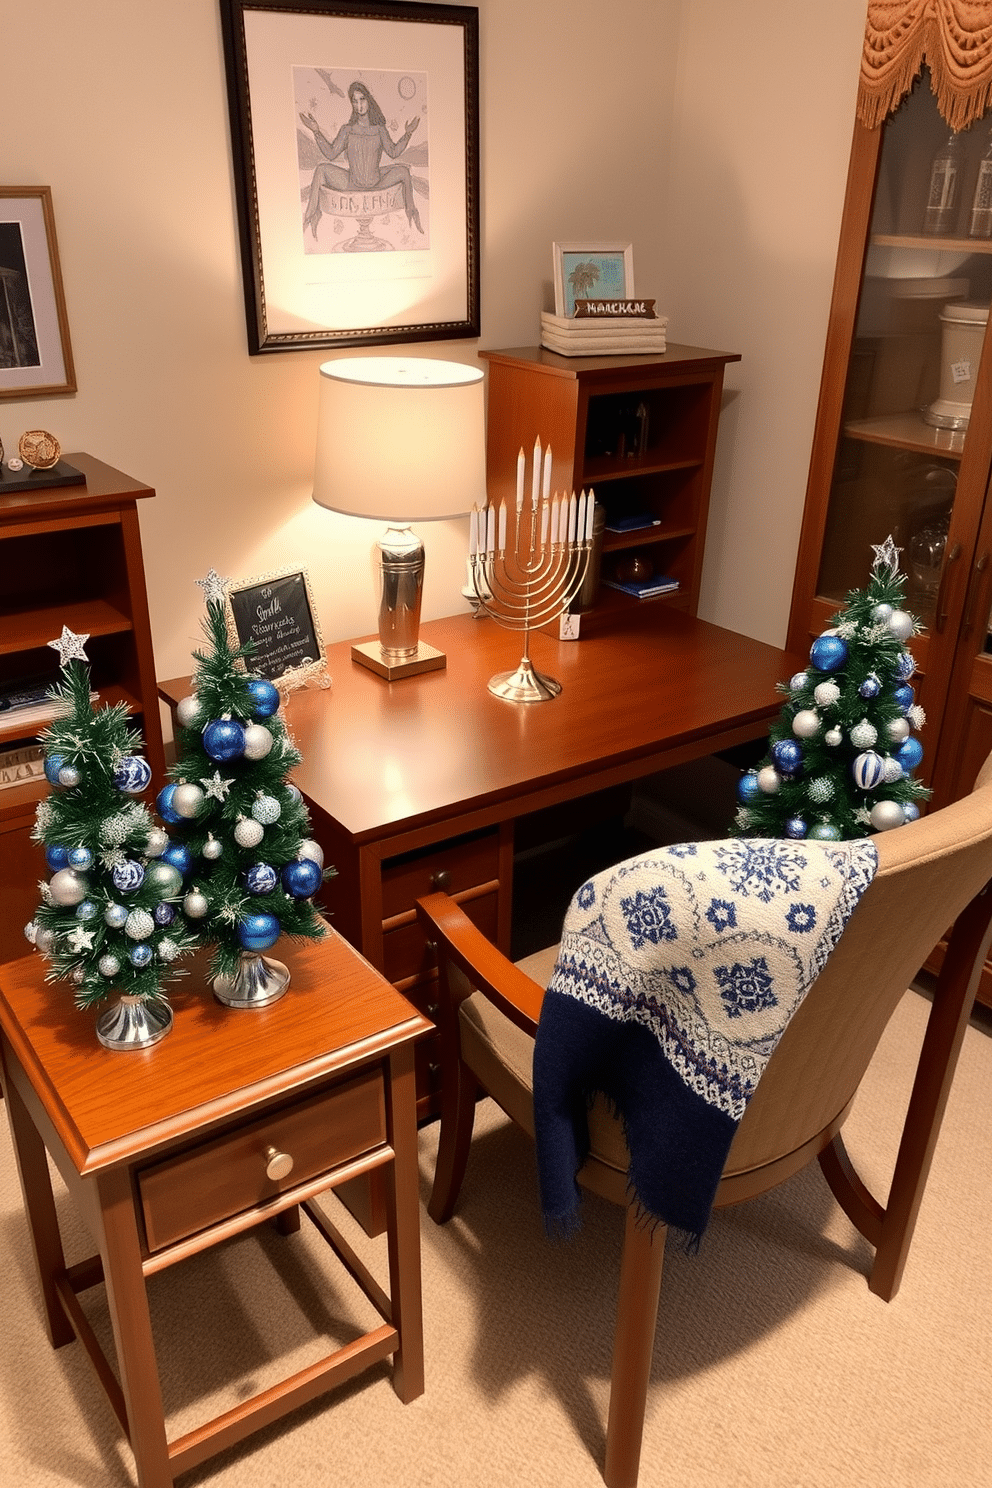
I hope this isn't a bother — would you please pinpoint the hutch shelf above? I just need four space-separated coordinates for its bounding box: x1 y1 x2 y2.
0 454 163 965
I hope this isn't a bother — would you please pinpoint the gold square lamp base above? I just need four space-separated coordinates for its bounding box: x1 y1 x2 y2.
350 639 447 680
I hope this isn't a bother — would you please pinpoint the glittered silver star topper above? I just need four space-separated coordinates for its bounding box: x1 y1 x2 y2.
870 536 902 578
47 626 90 667
196 568 230 605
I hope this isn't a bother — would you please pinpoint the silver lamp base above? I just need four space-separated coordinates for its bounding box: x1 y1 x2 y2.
213 952 291 1008
488 656 562 703
96 994 173 1051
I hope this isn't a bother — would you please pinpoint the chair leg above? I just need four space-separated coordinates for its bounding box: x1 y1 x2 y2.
604 1205 667 1488
427 1060 479 1224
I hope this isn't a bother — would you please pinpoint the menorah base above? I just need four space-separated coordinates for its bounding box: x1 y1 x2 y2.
488 656 562 703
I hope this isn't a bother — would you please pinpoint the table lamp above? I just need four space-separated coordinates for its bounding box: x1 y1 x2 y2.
312 356 486 679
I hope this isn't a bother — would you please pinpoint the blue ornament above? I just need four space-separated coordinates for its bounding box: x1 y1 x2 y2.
903 802 921 823
789 671 808 693
75 900 98 921
104 902 128 929
893 684 915 714
894 735 924 773
858 673 881 699
68 845 93 871
852 750 884 790
246 678 280 719
245 861 279 895
156 783 183 824
112 858 146 893
771 738 803 777
44 753 66 785
202 717 246 762
785 816 808 840
114 755 152 794
153 902 176 927
282 858 323 899
237 911 280 951
808 822 841 841
162 842 193 877
45 844 70 871
896 650 916 681
129 943 153 968
809 634 848 673
737 771 761 803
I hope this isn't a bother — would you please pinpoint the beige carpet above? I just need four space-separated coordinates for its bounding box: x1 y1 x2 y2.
1 987 990 1488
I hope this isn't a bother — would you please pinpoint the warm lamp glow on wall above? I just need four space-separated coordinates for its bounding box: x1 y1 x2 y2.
312 357 486 679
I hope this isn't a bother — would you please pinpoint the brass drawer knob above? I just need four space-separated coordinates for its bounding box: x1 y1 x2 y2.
264 1145 294 1182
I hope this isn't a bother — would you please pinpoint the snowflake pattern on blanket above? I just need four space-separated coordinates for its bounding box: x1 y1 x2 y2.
532 837 878 1239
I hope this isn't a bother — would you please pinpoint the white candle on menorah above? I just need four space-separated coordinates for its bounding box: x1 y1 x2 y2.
469 438 595 702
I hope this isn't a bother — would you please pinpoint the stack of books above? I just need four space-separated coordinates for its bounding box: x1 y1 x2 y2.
541 307 668 357
601 573 680 599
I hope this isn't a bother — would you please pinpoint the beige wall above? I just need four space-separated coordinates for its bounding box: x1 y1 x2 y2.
1 0 866 704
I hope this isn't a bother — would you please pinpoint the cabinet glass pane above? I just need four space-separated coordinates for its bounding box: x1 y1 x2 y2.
817 69 992 627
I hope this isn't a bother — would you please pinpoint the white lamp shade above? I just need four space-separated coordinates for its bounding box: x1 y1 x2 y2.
312 356 487 523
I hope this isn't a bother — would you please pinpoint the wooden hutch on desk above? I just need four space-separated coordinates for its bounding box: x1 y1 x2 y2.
0 455 163 965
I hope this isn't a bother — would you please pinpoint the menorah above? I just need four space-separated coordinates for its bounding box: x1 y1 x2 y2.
468 439 594 702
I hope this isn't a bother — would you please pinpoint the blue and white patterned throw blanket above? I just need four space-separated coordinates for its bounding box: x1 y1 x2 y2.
532 837 878 1243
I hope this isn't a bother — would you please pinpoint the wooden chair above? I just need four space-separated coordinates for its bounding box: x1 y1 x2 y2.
415 754 992 1488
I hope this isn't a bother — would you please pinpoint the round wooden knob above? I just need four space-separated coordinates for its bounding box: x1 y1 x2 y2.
264 1145 294 1181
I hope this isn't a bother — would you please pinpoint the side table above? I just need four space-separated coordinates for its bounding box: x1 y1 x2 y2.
0 931 431 1488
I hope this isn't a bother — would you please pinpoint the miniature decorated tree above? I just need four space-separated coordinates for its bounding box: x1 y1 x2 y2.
162 571 329 1005
26 627 198 1048
733 538 930 841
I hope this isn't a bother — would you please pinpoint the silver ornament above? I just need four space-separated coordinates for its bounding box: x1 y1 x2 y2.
49 867 88 906
58 764 81 788
887 609 915 641
887 717 910 743
824 727 843 747
234 816 265 849
850 718 878 749
869 799 905 831
251 793 281 825
146 861 183 897
298 838 324 868
872 602 893 624
172 782 205 819
813 681 840 708
757 765 781 794
145 826 169 857
203 834 223 860
23 920 38 945
791 709 821 739
243 723 274 761
176 694 202 728
125 908 155 940
104 902 128 928
99 954 121 978
184 888 209 918
35 927 55 955
158 937 180 962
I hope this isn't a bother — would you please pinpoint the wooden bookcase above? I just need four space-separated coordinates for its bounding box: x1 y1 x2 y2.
479 344 740 617
0 454 163 964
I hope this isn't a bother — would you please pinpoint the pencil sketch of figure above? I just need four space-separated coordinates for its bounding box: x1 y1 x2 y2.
297 73 428 250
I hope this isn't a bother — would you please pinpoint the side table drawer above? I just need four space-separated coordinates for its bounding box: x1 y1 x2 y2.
138 1069 386 1253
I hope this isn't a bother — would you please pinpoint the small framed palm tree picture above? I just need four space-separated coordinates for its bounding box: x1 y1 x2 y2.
553 242 634 317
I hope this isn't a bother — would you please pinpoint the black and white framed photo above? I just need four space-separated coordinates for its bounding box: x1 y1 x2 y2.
552 241 634 318
219 0 480 353
226 567 331 690
0 188 75 399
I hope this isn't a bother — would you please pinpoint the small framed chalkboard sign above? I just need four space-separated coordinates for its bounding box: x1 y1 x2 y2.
225 567 330 691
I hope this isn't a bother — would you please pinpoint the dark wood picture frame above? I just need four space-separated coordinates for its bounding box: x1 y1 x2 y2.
0 187 76 399
219 0 480 354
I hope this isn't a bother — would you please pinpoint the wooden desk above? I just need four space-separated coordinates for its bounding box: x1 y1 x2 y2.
160 607 797 1117
0 934 431 1488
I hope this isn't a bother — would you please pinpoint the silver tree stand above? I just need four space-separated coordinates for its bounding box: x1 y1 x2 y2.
95 994 173 1050
470 480 594 703
213 952 291 1008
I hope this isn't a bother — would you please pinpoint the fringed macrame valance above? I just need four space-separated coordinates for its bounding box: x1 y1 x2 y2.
858 1 992 131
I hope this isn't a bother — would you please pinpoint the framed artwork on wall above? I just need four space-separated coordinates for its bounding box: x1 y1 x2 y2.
219 0 480 354
0 187 76 399
553 242 634 317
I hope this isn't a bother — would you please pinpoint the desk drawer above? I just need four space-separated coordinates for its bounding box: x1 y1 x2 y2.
381 829 500 919
138 1070 386 1253
383 889 499 986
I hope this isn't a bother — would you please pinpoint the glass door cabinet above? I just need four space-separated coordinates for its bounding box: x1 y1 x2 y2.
788 66 992 813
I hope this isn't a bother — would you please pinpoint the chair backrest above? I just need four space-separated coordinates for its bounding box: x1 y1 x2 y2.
728 756 992 1173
